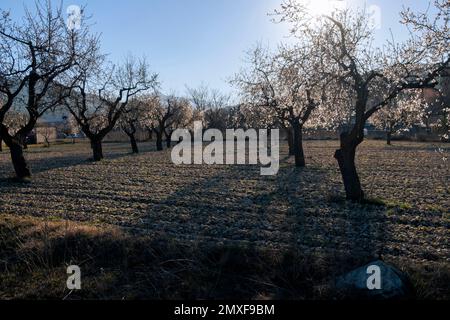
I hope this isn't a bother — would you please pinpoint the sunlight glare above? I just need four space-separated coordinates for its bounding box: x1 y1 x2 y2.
300 0 348 17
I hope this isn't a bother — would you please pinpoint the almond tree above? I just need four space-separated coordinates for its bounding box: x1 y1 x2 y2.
226 105 250 130
233 43 326 167
438 107 450 141
0 0 97 178
139 94 159 142
203 90 230 130
163 96 193 148
276 0 449 200
370 91 425 145
186 84 212 112
2 111 29 150
186 85 230 130
148 95 176 151
186 84 210 129
424 69 450 141
64 55 158 161
119 98 144 154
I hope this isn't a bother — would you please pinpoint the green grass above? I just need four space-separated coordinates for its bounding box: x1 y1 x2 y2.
365 197 413 210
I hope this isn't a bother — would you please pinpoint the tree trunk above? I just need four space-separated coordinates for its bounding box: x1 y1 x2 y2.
0 137 3 152
148 129 153 141
91 139 104 161
9 141 31 179
287 127 294 156
292 122 306 167
129 134 139 153
334 135 364 202
386 130 392 145
165 131 172 148
156 131 163 151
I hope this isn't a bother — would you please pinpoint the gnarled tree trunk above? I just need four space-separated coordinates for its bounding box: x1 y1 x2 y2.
147 128 153 141
0 125 32 178
155 130 163 151
127 133 139 154
292 121 306 167
91 139 104 161
9 140 31 179
287 127 294 156
386 130 392 145
334 132 364 202
165 130 172 148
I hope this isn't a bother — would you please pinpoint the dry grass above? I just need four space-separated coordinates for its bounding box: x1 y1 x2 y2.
0 140 448 299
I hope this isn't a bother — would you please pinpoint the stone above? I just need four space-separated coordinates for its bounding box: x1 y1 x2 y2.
335 260 412 299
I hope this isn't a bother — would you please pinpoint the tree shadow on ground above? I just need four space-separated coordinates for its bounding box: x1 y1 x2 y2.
123 153 390 299
248 164 390 298
0 142 159 179
1 143 447 299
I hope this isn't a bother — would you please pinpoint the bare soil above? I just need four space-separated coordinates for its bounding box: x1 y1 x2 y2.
0 140 448 299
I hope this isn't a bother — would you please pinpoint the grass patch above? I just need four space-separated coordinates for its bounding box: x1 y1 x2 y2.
363 197 386 207
0 214 448 300
364 197 413 210
386 208 396 217
0 214 334 299
425 204 446 213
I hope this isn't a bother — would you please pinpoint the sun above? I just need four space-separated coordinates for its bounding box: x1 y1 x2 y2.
301 0 348 17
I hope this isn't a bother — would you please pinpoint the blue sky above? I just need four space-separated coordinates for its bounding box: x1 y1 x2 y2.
1 0 435 97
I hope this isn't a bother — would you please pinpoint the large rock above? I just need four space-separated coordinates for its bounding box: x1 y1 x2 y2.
335 260 412 299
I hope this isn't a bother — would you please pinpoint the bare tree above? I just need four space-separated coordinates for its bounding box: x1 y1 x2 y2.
0 0 97 178
186 84 230 129
119 98 143 154
64 55 158 161
186 84 212 112
163 96 193 148
204 107 232 133
39 124 54 147
147 95 176 151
